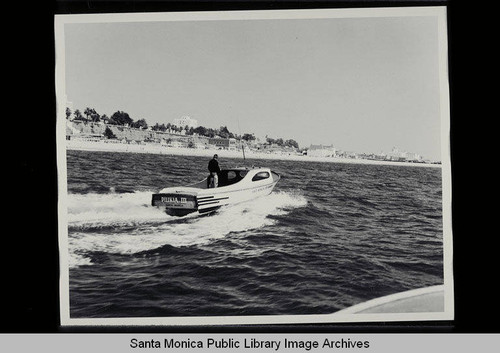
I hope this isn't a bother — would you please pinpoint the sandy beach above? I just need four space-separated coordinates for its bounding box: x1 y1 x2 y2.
65 139 440 168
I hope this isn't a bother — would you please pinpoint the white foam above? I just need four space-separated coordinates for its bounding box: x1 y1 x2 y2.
67 191 168 228
67 190 307 268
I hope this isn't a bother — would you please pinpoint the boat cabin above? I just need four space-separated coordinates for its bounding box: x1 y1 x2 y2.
216 169 249 187
186 168 275 189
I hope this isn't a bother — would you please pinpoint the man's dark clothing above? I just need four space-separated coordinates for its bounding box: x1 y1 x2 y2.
208 158 220 173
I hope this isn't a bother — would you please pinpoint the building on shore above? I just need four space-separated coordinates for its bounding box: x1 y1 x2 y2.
207 137 239 150
307 144 337 157
386 147 422 162
208 137 229 149
338 150 358 159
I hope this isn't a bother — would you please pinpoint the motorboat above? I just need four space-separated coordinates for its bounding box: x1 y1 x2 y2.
151 167 281 216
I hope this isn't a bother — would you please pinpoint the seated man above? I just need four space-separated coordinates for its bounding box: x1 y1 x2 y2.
207 154 221 188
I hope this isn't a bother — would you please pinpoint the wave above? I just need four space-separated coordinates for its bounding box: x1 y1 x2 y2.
67 191 168 229
67 190 307 268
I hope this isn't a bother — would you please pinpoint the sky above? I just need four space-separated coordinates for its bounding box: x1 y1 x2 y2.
63 12 445 161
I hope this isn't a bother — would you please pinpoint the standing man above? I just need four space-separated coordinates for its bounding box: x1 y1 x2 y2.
208 154 221 188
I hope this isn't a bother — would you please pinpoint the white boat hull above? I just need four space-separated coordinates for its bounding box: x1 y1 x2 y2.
152 168 280 216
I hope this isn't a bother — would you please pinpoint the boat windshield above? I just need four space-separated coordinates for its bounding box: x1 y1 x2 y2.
218 169 247 187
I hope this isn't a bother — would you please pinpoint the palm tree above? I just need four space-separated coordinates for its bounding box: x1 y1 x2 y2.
74 109 84 121
84 107 93 120
91 110 100 122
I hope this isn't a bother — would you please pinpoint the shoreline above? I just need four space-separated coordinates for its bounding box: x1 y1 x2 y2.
64 140 441 168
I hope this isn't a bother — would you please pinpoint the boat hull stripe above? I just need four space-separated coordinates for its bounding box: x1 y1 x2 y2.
198 197 229 205
198 200 224 206
197 196 214 200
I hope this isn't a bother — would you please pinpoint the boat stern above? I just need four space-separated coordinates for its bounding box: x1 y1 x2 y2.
151 192 198 216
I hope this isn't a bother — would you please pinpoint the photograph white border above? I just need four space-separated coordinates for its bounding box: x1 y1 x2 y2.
55 6 453 326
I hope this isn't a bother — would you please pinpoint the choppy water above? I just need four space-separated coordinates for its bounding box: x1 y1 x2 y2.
66 150 443 318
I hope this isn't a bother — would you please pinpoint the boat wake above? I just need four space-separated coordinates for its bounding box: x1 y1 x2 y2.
66 190 307 268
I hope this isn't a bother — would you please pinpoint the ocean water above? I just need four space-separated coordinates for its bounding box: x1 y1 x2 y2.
66 150 443 318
